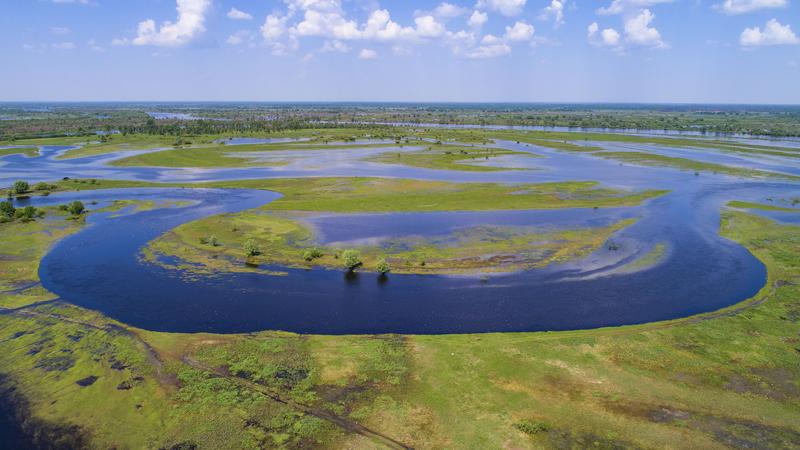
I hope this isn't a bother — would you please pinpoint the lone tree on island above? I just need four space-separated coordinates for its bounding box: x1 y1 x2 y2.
341 249 362 272
244 239 261 257
13 180 29 195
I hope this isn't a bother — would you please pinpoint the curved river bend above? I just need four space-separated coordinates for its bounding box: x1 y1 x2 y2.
5 136 798 334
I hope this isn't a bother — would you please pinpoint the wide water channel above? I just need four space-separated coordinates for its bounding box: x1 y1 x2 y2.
4 136 800 334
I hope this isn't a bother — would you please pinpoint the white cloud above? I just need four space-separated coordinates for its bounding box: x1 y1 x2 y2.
597 0 672 15
624 9 667 48
476 0 527 17
362 9 416 41
321 39 350 52
464 34 511 58
415 15 446 38
132 0 211 47
51 27 71 35
588 22 621 47
261 14 289 40
254 0 533 59
52 42 76 50
540 0 565 27
432 2 469 18
358 48 378 59
392 44 414 56
227 7 253 21
111 37 129 46
602 28 622 46
51 0 90 4
87 39 104 51
740 19 799 46
226 30 254 45
716 0 787 14
503 21 534 41
467 10 488 28
289 0 361 40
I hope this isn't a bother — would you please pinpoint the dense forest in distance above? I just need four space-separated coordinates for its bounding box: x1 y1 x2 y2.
2 102 800 139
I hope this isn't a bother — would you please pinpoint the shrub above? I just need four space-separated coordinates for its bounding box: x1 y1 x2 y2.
34 182 53 191
12 180 29 194
15 205 38 221
208 235 219 247
243 239 261 257
514 420 549 435
376 259 390 274
67 201 85 216
0 201 15 219
303 247 323 261
341 249 362 271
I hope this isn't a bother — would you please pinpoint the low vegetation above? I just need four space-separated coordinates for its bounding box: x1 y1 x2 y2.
2 205 800 448
144 211 637 275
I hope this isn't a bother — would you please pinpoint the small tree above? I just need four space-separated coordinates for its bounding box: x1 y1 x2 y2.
0 201 15 219
376 259 390 274
244 239 261 257
67 201 85 216
208 235 219 247
341 249 362 272
303 247 323 261
12 180 29 195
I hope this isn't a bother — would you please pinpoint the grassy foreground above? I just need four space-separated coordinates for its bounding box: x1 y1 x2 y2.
1 205 799 448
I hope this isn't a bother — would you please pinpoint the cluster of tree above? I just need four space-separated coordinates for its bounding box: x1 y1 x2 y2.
59 200 85 216
0 201 43 223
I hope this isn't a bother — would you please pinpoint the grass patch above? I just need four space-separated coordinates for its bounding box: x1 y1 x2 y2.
598 151 800 181
202 178 667 213
728 200 800 212
364 144 536 171
0 147 39 157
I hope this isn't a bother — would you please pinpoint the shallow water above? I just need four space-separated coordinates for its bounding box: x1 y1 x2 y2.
3 133 799 333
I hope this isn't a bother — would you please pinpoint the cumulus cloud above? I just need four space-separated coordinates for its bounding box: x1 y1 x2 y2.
431 2 469 18
463 34 511 58
358 48 378 59
227 7 253 21
540 0 565 27
132 0 211 47
253 0 533 60
740 19 799 46
503 21 534 41
415 15 446 38
261 14 289 40
467 10 488 29
588 22 621 48
51 27 71 35
716 0 787 14
597 0 673 15
476 0 527 17
623 9 667 48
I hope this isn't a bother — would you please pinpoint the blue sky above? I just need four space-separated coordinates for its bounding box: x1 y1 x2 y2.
1 0 799 103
